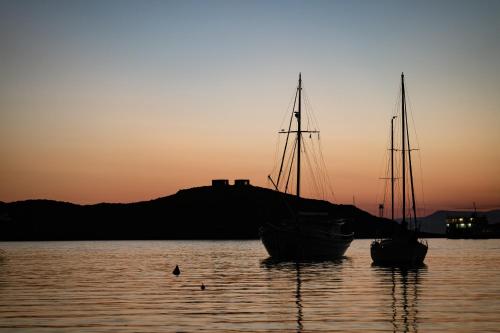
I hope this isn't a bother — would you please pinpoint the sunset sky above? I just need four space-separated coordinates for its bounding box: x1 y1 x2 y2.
1 0 499 216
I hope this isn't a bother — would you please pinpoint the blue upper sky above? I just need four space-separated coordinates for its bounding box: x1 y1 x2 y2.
1 0 499 213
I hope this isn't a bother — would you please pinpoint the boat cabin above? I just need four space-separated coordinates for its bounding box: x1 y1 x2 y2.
446 214 488 238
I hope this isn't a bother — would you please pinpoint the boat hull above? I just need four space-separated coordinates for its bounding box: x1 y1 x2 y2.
260 223 353 260
370 238 428 266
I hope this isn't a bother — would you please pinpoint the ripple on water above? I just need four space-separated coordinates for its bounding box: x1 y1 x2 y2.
0 239 499 332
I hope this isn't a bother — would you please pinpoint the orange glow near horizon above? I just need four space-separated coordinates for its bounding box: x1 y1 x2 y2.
1 2 499 217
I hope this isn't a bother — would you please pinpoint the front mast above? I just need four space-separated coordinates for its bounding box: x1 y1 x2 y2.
401 72 407 229
275 74 317 196
296 73 302 198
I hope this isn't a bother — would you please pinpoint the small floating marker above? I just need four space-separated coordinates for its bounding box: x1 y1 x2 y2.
172 265 180 276
200 283 205 290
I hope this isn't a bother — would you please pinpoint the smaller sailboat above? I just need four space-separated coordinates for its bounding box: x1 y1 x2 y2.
260 73 354 260
371 73 428 266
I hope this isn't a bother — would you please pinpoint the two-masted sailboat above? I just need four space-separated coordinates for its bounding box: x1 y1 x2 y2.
260 73 354 260
371 73 428 266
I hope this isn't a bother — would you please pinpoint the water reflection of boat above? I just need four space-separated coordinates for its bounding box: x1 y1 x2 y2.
260 74 353 260
295 262 303 332
261 259 304 332
261 258 347 332
371 73 428 266
373 265 426 333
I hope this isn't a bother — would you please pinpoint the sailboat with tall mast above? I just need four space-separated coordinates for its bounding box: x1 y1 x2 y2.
371 73 428 266
260 73 354 260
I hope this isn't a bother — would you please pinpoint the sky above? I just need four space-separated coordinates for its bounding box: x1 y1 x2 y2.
1 0 499 216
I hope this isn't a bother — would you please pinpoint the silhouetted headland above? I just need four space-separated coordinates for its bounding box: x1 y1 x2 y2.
0 182 437 241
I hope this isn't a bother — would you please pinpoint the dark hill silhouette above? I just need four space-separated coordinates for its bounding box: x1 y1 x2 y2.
1 185 407 241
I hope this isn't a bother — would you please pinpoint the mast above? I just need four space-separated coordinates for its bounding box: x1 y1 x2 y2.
296 73 302 198
391 116 396 221
275 73 317 197
401 72 407 229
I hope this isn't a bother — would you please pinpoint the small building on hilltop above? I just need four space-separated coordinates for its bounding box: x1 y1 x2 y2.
211 179 251 187
234 179 250 186
212 179 229 187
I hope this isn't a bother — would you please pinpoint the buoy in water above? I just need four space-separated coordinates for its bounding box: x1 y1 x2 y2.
200 283 205 290
172 265 180 276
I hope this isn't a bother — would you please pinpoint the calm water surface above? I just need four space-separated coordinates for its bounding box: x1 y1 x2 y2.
0 239 499 332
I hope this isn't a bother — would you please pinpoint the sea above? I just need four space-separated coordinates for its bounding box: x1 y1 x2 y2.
0 239 499 332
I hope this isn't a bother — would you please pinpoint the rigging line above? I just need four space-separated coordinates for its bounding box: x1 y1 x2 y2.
279 84 300 129
308 136 325 198
307 93 318 132
301 141 313 196
380 147 391 209
276 87 299 187
313 140 324 198
269 131 282 176
376 119 393 209
317 148 327 199
317 136 336 201
315 139 328 196
383 141 392 206
279 130 295 191
417 149 426 218
405 80 422 150
308 92 329 198
302 88 336 201
307 138 323 198
392 136 402 219
303 141 322 199
303 89 321 131
302 89 309 128
316 140 333 201
284 136 298 194
302 90 313 131
271 85 299 178
302 89 313 131
282 135 296 191
393 79 402 118
405 80 426 221
405 90 418 228
304 136 322 198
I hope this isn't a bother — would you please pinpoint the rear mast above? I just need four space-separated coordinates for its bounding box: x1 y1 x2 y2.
391 115 397 221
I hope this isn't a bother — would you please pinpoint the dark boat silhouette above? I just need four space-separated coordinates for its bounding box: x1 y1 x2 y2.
371 73 428 266
260 73 353 260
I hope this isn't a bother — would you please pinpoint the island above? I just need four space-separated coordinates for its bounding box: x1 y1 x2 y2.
1 182 415 241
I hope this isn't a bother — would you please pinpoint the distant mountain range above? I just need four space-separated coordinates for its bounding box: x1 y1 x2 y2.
418 209 500 235
0 184 411 241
